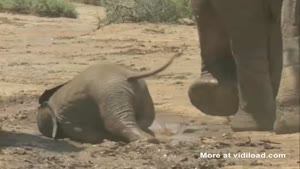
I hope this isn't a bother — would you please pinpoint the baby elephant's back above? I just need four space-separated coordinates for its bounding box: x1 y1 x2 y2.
52 64 125 97
49 63 132 111
80 63 131 82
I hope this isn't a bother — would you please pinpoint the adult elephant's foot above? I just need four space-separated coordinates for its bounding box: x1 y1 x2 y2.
274 108 300 134
230 110 274 131
188 73 239 116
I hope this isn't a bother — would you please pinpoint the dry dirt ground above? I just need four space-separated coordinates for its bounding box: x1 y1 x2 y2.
0 4 299 169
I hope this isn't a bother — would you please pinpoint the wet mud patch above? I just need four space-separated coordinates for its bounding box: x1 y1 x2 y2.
0 94 278 169
0 84 297 169
0 93 226 169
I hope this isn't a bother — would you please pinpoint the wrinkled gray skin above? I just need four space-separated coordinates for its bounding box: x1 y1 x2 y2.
274 0 299 134
189 0 299 133
36 54 180 143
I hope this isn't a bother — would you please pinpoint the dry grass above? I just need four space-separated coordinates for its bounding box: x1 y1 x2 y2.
99 0 193 24
0 0 78 18
70 0 101 6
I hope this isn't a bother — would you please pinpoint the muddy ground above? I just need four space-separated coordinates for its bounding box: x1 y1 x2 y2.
0 4 299 169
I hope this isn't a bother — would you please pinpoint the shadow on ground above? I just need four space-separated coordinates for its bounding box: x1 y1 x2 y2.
0 131 83 152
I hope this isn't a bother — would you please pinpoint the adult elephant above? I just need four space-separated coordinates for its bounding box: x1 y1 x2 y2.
188 0 299 133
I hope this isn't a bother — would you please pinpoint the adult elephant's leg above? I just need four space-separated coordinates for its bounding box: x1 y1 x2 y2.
213 0 280 131
274 0 300 134
269 1 284 97
188 0 238 116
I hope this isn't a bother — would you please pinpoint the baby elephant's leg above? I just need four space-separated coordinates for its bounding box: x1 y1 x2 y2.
134 81 155 131
96 85 158 144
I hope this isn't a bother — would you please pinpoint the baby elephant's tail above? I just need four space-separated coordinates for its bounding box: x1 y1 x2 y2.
127 51 183 80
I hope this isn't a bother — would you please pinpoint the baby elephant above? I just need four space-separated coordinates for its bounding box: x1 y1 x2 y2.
37 54 180 144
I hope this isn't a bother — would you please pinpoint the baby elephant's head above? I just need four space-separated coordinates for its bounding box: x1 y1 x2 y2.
36 102 64 139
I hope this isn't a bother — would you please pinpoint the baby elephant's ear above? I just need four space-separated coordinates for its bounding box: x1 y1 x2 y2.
38 81 69 104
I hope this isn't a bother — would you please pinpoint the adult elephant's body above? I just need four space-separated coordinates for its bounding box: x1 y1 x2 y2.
189 0 299 133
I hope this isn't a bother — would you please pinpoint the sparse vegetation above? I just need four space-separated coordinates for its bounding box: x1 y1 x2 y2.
71 0 101 6
99 0 193 24
0 0 78 18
